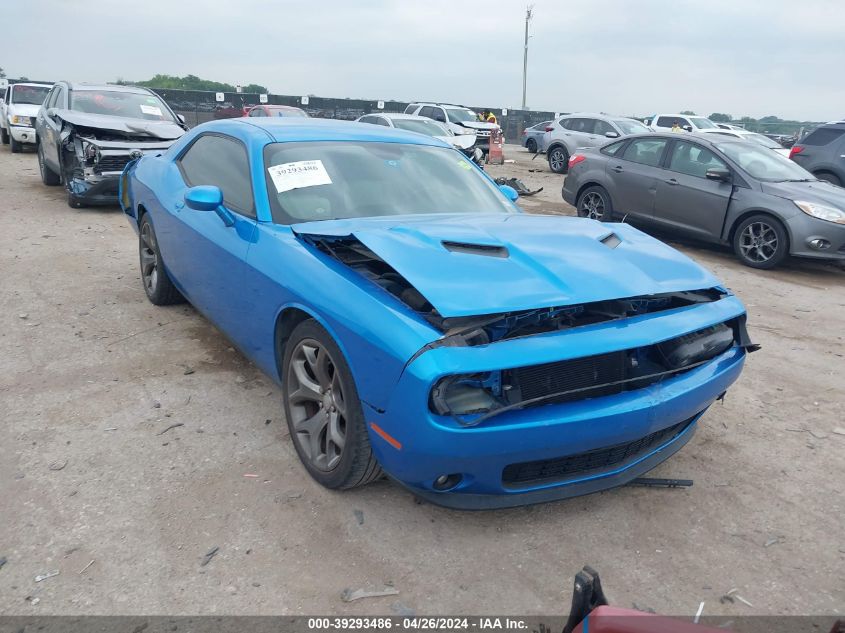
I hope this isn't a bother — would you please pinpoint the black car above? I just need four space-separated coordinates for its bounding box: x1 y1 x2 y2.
35 82 187 207
789 121 845 187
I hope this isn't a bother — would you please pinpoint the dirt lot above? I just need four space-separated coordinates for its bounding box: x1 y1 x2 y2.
1 143 843 617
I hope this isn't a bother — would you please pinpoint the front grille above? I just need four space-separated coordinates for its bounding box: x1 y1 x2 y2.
95 155 132 173
502 417 694 487
510 351 627 404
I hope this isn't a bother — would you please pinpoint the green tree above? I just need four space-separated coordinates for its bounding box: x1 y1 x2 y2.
0 67 6 79
709 113 733 122
680 110 696 115
128 74 267 94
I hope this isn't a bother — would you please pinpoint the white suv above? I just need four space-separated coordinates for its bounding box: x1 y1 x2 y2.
646 113 719 133
404 103 498 152
1 82 52 152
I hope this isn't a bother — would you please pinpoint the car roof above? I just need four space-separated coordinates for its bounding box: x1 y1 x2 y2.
261 105 304 110
216 117 450 146
11 82 53 89
409 102 471 109
64 82 153 94
370 113 438 121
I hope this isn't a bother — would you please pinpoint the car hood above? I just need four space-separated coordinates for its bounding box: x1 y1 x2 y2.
453 121 498 131
439 134 476 150
292 214 720 318
52 109 186 139
762 179 845 208
8 104 41 118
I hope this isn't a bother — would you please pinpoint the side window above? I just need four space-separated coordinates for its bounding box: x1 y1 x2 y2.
802 127 845 146
358 116 377 124
655 116 676 129
249 107 263 117
668 141 728 178
55 88 67 109
418 106 435 119
567 118 595 133
601 140 626 156
621 138 668 167
373 117 390 127
593 119 616 136
178 134 255 217
404 104 417 114
432 108 448 123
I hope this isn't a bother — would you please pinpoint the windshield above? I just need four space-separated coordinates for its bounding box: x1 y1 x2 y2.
716 142 815 181
70 90 176 122
691 117 717 129
392 119 451 136
445 108 477 123
263 141 514 224
12 85 50 105
744 133 783 149
270 107 307 117
613 119 649 135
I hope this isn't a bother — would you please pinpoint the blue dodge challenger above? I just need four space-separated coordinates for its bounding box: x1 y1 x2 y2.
119 117 754 509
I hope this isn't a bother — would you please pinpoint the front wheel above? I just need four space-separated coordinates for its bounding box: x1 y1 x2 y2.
10 135 22 153
815 172 842 187
576 185 613 221
138 214 184 305
38 143 61 186
732 214 789 269
548 146 569 174
0 127 8 145
282 319 383 490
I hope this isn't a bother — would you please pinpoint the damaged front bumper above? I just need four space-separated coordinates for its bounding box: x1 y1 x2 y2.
365 295 749 509
64 136 175 205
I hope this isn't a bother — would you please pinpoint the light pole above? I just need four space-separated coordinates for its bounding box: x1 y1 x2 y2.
521 4 534 110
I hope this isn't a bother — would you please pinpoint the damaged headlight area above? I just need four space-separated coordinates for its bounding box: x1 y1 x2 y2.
430 320 753 425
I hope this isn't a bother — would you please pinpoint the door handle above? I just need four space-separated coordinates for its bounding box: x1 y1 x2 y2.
664 178 679 185
612 166 623 173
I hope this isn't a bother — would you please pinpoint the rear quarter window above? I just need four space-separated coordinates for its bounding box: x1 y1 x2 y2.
601 140 626 156
802 127 845 146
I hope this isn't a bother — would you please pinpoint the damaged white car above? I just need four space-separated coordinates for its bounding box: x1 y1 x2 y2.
34 82 187 207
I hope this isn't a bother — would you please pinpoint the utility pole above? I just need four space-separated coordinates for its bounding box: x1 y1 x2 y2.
521 4 534 110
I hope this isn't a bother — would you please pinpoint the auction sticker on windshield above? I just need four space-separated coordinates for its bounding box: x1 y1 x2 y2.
268 160 333 193
140 104 163 116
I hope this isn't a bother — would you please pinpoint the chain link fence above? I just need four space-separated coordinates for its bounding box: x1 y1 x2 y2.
148 88 557 143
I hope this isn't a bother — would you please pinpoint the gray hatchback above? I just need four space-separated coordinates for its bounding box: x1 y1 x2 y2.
562 133 845 268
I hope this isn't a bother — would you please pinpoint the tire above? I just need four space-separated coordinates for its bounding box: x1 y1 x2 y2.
0 126 8 145
576 185 614 221
138 214 185 305
526 138 538 153
282 319 383 490
10 135 22 153
815 172 842 187
732 214 789 269
548 145 569 174
37 143 61 186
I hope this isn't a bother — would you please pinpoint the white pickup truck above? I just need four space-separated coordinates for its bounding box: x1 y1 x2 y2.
645 113 720 133
1 82 52 152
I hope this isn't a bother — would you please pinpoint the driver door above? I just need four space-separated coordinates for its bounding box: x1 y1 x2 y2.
153 133 258 340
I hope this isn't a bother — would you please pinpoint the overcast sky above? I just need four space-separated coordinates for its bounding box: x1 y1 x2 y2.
5 0 844 121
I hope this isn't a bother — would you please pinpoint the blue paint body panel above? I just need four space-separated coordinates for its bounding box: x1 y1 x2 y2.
120 118 750 508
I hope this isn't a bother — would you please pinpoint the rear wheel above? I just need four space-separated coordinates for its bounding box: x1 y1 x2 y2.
576 185 613 221
282 319 383 490
37 143 61 186
139 214 184 305
548 145 569 174
732 214 789 269
526 138 538 153
815 171 842 187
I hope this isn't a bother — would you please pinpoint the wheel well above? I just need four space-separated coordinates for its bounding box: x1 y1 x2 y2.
728 210 791 250
274 307 314 381
575 182 606 205
137 203 148 221
548 143 567 155
813 169 841 182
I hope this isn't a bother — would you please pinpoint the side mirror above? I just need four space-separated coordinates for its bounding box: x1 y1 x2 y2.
605 131 619 138
499 184 519 201
185 185 224 211
705 168 732 183
46 107 58 119
683 125 693 132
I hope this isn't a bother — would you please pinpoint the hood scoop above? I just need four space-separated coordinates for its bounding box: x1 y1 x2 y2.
600 232 622 249
442 240 509 258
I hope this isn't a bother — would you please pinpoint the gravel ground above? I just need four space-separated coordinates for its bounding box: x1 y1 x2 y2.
1 143 843 617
